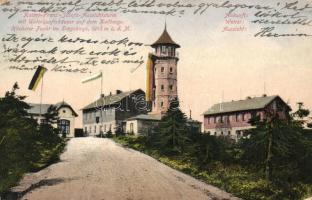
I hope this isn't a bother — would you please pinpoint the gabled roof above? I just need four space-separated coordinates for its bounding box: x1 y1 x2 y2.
28 101 78 117
151 25 180 48
82 89 144 110
203 95 290 116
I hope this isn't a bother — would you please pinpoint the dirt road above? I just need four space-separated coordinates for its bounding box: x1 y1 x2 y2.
11 138 240 200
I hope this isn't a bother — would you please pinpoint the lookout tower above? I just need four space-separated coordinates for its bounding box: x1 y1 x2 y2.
150 24 180 114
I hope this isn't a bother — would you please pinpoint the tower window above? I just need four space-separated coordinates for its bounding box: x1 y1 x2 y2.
169 85 173 90
161 85 164 90
160 101 164 107
169 67 173 73
161 46 166 53
161 67 164 73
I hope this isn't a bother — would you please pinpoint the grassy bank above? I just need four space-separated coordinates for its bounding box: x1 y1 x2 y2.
0 138 67 197
113 135 312 200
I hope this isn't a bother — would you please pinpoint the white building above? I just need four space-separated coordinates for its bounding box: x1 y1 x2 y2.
28 101 78 137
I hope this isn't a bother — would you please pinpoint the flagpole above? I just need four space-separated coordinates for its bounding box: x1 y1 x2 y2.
101 71 103 96
100 71 103 137
40 73 44 118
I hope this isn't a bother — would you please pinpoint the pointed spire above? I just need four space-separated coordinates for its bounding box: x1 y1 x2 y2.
151 22 180 48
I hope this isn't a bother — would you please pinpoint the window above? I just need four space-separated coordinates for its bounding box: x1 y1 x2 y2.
161 85 164 90
161 101 164 107
58 119 70 135
251 111 257 119
94 126 96 133
40 119 47 125
161 46 166 53
228 131 231 135
161 67 164 73
242 113 245 121
168 46 172 55
214 132 217 136
96 116 100 123
104 125 106 132
236 130 241 137
220 116 224 123
214 117 216 123
207 117 210 124
235 113 238 121
207 131 211 135
63 109 66 113
221 131 224 135
109 124 112 131
169 85 173 90
169 67 173 73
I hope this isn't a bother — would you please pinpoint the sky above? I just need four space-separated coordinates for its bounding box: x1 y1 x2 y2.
0 0 312 128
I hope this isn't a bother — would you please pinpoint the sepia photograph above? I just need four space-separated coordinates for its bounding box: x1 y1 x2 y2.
0 0 312 199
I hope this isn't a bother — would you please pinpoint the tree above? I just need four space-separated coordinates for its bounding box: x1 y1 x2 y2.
39 105 62 141
241 103 312 184
157 100 189 154
0 83 41 193
0 83 64 195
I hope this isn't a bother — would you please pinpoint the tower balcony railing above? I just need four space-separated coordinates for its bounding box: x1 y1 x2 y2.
153 51 179 58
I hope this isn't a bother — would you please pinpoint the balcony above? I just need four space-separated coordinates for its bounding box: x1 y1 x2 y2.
153 51 179 58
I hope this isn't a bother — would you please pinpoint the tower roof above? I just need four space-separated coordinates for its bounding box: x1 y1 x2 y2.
151 25 180 48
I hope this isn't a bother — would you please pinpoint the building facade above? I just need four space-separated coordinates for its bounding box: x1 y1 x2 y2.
203 95 291 141
82 89 147 136
125 25 181 135
150 25 180 114
125 25 201 135
28 101 78 137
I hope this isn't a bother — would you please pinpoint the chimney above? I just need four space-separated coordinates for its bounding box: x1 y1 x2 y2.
116 90 122 94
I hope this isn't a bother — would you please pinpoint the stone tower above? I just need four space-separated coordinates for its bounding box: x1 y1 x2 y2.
150 25 180 114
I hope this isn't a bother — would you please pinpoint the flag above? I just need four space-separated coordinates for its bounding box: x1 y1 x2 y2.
146 53 154 101
81 72 102 83
28 65 47 91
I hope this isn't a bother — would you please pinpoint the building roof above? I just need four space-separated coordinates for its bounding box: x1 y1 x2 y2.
82 89 144 110
28 101 78 116
127 114 162 121
186 118 202 124
28 103 52 115
203 95 290 116
151 25 180 48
